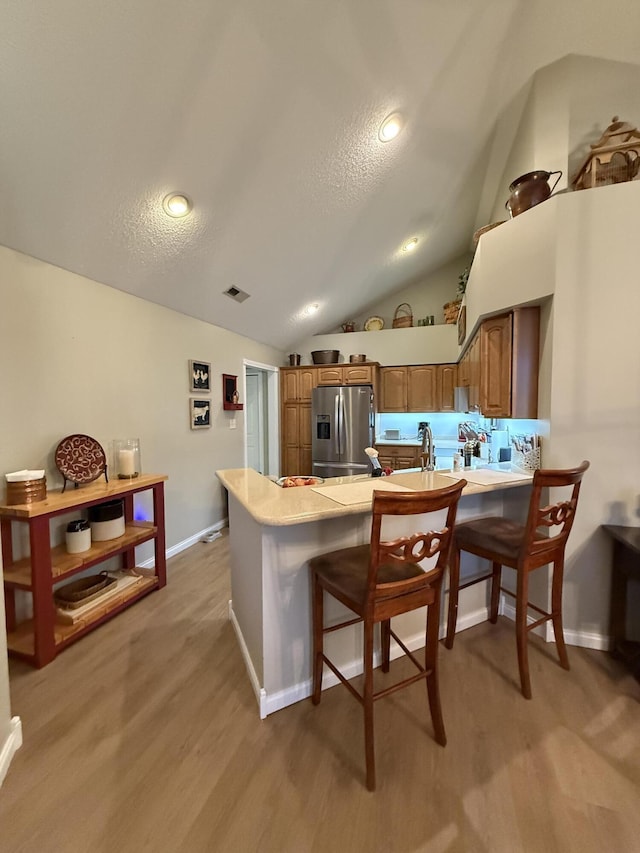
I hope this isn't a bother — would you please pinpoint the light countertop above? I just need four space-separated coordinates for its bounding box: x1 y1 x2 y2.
217 467 533 527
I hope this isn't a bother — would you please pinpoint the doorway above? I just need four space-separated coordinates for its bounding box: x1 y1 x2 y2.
243 360 280 478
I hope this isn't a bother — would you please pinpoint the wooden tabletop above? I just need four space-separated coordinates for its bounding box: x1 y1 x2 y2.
602 524 640 555
0 473 168 518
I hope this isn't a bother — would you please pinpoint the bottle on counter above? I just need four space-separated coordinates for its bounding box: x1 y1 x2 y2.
453 453 462 472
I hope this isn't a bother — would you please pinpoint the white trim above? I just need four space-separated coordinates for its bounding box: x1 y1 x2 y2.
499 597 610 650
228 600 268 719
138 518 228 569
245 597 611 717
0 717 22 788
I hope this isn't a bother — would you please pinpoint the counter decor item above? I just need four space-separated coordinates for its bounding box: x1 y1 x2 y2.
571 116 640 190
54 434 108 492
113 438 141 479
311 350 340 364
392 303 413 328
276 476 324 487
288 353 301 366
65 519 91 554
443 299 462 324
5 470 47 505
505 170 562 218
349 354 366 363
364 315 384 331
89 499 125 541
473 221 506 246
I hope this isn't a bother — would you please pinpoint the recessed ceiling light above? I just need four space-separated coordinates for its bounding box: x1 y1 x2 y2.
162 193 192 217
378 113 403 142
303 303 320 316
402 237 419 252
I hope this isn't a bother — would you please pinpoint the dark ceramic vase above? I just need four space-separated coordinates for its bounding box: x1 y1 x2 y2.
505 170 562 218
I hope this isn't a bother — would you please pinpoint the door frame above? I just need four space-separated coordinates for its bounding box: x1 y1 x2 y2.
243 359 280 478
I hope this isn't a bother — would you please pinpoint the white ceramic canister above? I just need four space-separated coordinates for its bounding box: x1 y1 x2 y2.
65 519 91 554
89 499 125 541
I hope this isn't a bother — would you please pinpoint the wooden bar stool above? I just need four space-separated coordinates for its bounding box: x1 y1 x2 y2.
444 461 589 699
309 480 466 791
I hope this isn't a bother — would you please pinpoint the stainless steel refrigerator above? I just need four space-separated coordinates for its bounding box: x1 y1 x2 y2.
312 385 375 478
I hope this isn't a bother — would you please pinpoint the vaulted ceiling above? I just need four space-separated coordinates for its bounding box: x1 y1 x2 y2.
2 1 639 349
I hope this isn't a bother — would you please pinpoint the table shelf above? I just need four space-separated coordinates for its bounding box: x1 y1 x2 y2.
1 473 167 668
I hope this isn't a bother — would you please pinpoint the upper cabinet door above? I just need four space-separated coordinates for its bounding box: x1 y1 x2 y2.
298 368 316 401
480 314 512 417
343 365 374 384
379 367 407 412
437 364 457 412
407 365 437 412
281 369 301 403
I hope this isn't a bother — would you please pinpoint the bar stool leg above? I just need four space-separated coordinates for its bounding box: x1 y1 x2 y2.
516 567 532 700
311 573 324 704
380 619 391 672
490 561 501 623
426 600 446 747
551 557 570 671
445 545 461 649
363 619 376 791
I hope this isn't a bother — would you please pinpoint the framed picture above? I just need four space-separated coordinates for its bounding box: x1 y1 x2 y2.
190 399 211 429
189 360 211 393
457 305 467 346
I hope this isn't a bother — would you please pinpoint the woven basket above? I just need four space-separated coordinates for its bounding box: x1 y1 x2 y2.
392 303 413 328
54 571 116 610
443 299 462 324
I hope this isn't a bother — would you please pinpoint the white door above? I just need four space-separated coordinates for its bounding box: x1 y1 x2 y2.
245 371 265 473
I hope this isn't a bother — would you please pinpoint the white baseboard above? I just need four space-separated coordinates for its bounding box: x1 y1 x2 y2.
230 592 613 718
139 518 228 569
229 599 493 718
500 598 611 651
0 717 22 788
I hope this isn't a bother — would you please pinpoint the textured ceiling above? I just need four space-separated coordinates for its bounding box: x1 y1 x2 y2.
2 0 640 349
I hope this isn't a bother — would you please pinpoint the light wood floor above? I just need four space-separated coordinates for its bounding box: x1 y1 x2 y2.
1 530 639 853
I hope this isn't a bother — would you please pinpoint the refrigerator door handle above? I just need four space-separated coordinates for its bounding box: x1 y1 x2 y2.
334 392 341 458
338 392 346 457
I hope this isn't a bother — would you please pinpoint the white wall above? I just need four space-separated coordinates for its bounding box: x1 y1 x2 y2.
317 253 473 336
477 53 640 646
0 247 284 548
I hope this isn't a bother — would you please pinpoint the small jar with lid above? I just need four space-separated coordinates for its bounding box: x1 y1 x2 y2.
65 519 91 554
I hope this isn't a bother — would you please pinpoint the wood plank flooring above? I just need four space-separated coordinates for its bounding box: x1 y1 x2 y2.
1 530 639 852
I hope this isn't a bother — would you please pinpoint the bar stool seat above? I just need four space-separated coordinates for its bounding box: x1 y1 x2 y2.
309 480 465 791
444 461 590 700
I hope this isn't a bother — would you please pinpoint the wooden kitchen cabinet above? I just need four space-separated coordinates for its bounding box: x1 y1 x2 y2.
374 444 421 471
280 366 319 475
407 365 437 411
379 367 408 412
480 307 539 418
380 364 457 413
280 363 378 475
281 402 312 475
437 364 457 412
281 367 316 403
316 363 377 386
0 474 167 668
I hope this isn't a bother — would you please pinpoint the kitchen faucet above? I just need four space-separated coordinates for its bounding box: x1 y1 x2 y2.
420 422 435 471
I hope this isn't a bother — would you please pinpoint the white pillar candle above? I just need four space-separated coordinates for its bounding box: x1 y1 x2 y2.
118 449 136 476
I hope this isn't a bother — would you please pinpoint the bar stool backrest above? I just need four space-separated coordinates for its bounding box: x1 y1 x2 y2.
522 461 590 567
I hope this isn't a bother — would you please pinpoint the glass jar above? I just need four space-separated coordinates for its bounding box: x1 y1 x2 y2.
113 438 141 479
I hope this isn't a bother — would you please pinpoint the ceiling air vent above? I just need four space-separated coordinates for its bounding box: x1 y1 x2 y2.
223 286 250 303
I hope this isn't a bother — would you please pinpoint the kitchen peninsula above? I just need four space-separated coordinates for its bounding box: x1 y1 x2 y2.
217 467 533 718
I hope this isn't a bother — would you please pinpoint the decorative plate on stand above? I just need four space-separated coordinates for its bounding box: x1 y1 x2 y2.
364 316 384 331
54 434 108 491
